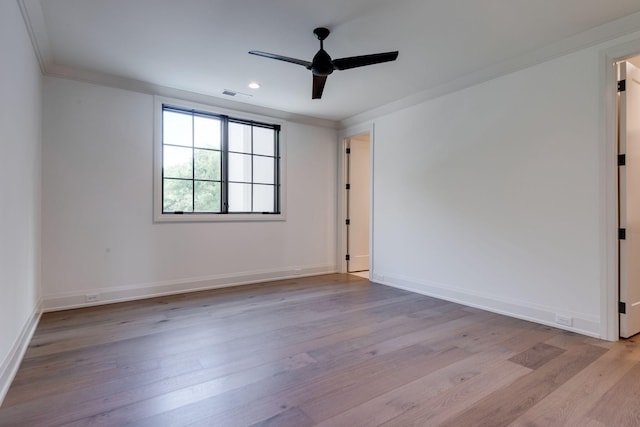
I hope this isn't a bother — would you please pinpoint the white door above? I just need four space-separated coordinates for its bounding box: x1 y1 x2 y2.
619 60 640 338
347 135 370 273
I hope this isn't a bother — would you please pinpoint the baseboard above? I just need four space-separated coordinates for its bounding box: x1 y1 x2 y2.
0 304 42 407
371 272 601 338
42 264 338 312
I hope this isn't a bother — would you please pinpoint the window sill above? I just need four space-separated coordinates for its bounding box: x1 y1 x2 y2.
153 212 286 223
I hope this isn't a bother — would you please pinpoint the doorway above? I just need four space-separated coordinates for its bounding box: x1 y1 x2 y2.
343 132 371 277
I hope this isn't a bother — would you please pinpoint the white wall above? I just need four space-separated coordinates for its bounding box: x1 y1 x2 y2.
0 0 42 402
41 77 338 309
368 45 607 336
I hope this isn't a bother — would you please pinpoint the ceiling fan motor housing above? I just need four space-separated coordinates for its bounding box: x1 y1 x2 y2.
310 49 334 76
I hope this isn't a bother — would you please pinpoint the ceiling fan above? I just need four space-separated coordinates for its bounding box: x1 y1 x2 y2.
249 27 399 99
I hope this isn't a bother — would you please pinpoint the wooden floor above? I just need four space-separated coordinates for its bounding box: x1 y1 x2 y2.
1 274 639 426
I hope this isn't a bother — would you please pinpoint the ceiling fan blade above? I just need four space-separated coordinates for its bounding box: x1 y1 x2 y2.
312 75 328 99
248 51 311 68
332 51 399 71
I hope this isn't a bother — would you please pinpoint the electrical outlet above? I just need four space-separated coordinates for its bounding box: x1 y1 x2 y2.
293 268 302 276
85 294 99 303
555 314 572 327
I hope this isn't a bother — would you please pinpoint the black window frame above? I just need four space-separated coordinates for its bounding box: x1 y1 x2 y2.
161 104 281 216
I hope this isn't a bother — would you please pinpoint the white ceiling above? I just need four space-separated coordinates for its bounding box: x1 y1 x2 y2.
20 0 640 123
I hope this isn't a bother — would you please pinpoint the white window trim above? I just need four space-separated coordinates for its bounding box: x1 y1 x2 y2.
153 96 287 222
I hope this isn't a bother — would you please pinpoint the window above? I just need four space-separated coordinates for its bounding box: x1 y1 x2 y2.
154 98 285 222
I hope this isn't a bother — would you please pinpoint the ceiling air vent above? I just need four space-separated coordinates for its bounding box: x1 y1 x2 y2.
222 89 252 98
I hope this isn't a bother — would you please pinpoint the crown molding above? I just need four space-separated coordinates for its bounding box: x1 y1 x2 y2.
340 10 640 129
45 63 339 129
17 0 52 73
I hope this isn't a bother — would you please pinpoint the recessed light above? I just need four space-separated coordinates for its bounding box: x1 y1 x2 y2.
248 82 261 89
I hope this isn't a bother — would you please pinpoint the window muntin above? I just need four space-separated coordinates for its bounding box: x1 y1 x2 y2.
161 105 280 216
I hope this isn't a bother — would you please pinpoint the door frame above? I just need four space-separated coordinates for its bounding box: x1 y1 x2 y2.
602 38 640 341
337 123 375 274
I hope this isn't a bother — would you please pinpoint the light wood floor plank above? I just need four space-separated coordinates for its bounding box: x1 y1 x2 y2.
428 343 607 426
510 343 639 426
315 348 528 427
586 361 640 426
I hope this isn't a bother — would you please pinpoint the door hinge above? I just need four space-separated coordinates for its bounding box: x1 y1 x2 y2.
619 79 626 92
619 228 626 240
346 184 351 190
346 219 350 225
618 154 626 166
345 254 350 261
346 148 351 154
620 301 627 314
